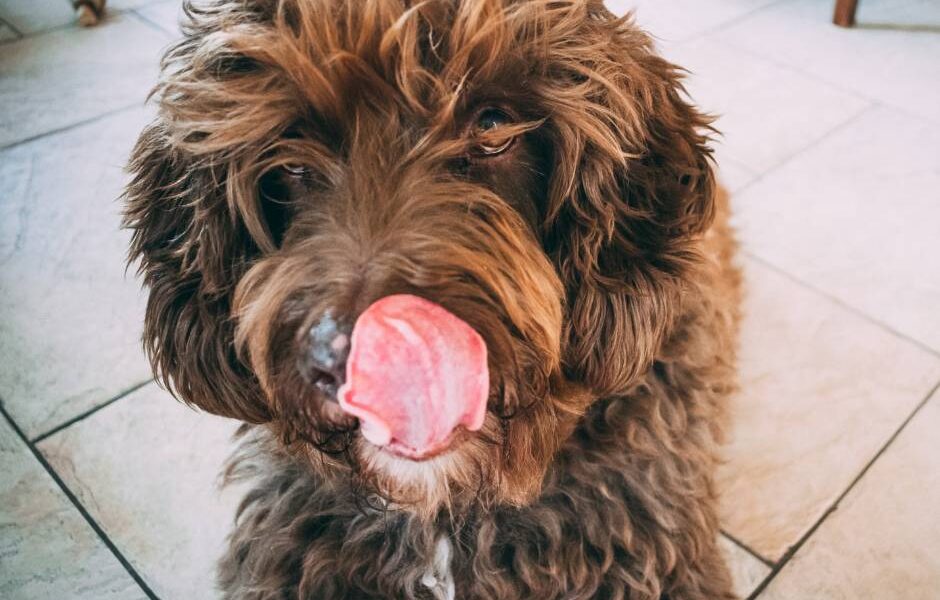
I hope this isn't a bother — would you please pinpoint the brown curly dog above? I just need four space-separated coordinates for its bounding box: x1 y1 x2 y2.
124 1 741 598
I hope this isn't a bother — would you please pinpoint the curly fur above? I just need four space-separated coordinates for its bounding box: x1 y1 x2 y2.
124 1 741 598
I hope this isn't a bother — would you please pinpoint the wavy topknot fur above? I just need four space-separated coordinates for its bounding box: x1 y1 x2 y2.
124 0 741 598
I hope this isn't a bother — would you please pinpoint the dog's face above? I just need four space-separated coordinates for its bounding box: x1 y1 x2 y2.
125 0 714 516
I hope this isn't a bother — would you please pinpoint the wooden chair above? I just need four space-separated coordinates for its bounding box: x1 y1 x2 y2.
834 0 859 27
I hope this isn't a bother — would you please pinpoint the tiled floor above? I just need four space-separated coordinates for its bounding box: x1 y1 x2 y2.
1 1 938 598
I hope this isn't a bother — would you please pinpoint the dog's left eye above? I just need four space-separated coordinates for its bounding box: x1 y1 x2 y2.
473 108 516 156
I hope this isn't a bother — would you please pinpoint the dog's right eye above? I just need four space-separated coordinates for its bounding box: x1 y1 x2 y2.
472 108 517 156
282 164 309 177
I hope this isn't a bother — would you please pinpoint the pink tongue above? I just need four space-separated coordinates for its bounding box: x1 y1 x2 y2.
337 294 488 458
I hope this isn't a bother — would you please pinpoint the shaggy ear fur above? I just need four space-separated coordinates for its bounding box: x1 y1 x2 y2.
544 6 716 397
124 123 271 423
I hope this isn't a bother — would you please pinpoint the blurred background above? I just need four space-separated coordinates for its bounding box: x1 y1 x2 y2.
1 1 938 598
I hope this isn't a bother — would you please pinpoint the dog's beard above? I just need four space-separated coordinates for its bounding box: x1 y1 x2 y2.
248 341 575 522
263 366 596 521
354 424 503 518
267 360 541 518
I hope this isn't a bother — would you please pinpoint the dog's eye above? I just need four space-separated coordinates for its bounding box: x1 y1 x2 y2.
282 163 309 177
473 108 516 156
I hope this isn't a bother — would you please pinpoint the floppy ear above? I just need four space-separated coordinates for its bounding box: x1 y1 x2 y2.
124 122 271 423
543 7 716 397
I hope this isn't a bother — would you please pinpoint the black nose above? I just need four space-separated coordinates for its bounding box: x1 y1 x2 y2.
300 312 351 400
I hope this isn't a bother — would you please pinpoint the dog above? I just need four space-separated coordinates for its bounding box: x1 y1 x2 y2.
124 1 741 598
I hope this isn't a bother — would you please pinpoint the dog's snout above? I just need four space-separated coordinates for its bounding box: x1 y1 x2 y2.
300 313 351 400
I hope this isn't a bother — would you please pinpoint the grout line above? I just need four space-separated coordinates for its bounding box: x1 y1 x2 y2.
717 155 757 177
701 33 911 128
128 3 181 39
870 99 940 129
1 0 167 43
729 103 877 196
712 37 876 108
640 0 795 53
5 20 78 43
749 100 876 181
693 0 798 41
0 15 23 37
685 32 879 114
854 22 940 34
673 47 876 184
0 102 144 152
689 10 940 129
32 379 154 444
720 529 774 569
745 252 940 362
130 8 173 36
681 0 797 44
0 400 161 600
747 377 940 599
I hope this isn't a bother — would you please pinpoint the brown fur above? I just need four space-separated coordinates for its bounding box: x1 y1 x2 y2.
124 1 741 598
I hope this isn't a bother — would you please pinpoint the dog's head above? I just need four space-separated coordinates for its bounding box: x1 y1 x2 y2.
125 0 714 516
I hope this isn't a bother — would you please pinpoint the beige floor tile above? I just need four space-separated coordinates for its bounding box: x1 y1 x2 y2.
0 21 19 42
718 258 940 561
664 38 871 174
39 384 244 600
0 0 74 35
0 108 153 438
856 0 940 25
717 156 758 195
134 0 182 37
605 0 779 44
109 0 168 10
759 388 940 600
719 0 940 122
0 12 169 147
733 106 940 353
0 415 145 600
720 535 770 599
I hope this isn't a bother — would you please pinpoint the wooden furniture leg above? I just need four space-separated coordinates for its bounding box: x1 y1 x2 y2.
834 0 859 27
